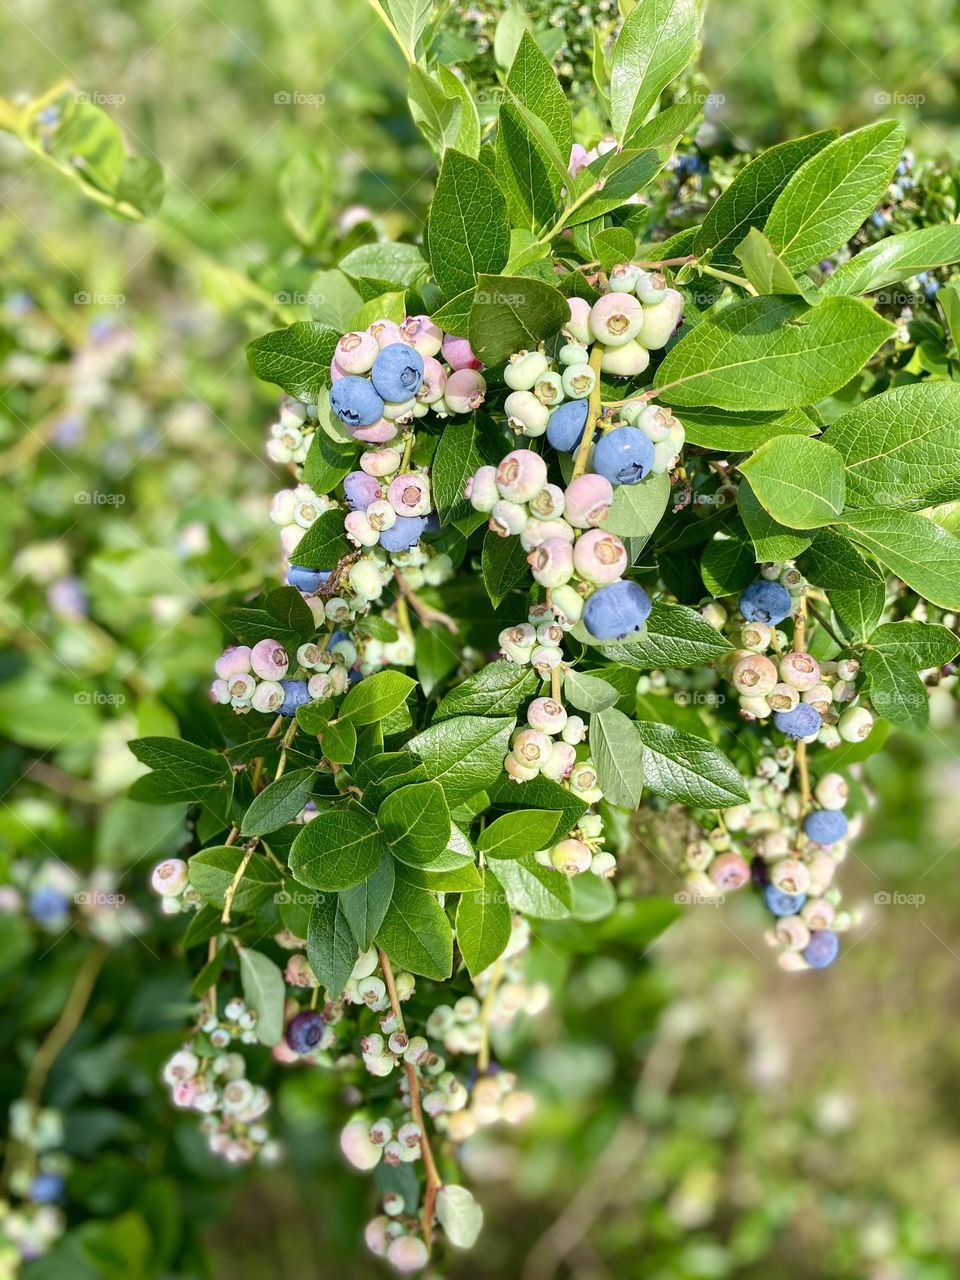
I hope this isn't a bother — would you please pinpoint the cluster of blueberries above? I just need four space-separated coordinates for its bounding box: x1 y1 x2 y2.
329 315 485 442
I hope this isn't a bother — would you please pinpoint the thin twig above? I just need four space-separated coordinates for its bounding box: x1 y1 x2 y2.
571 344 606 480
395 573 458 634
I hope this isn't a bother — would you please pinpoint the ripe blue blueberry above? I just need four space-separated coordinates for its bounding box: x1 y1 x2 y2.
286 1009 326 1053
773 703 822 740
29 1173 64 1204
803 809 849 845
286 565 330 593
370 343 424 401
803 928 840 969
592 427 655 486
739 579 792 626
330 376 385 429
546 399 590 452
583 579 652 640
279 679 310 717
29 886 70 924
378 514 427 552
763 885 807 916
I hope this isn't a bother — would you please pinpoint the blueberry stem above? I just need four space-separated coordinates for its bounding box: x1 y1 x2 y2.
571 344 606 480
395 571 458 633
379 949 442 1248
477 958 505 1073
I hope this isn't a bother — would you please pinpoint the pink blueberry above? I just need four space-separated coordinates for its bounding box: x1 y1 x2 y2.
564 473 614 528
369 320 404 348
589 293 644 346
564 296 591 343
441 334 482 371
399 314 443 356
465 465 498 511
529 483 565 519
527 696 568 734
708 852 750 890
352 417 398 444
215 645 252 678
572 529 627 584
540 740 576 780
250 638 289 680
359 447 401 477
334 331 378 374
416 356 446 404
444 368 487 413
496 449 548 502
387 473 432 517
528 537 575 587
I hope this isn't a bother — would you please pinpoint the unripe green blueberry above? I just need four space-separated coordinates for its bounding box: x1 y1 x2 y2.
348 559 385 601
731 653 778 697
520 517 575 553
536 620 565 647
591 851 617 877
365 499 397 532
559 341 589 365
551 838 592 875
779 651 821 690
540 740 576 780
564 296 592 343
739 694 771 719
702 601 727 629
832 679 856 703
684 840 714 872
381 398 417 423
814 771 848 810
769 857 810 895
385 1235 429 1273
561 363 597 399
151 858 188 896
759 831 790 860
589 292 644 346
766 683 798 713
780 566 804 590
801 896 836 931
551 584 584 625
802 683 833 714
341 1119 383 1170
818 724 842 749
504 350 549 391
529 483 565 519
489 500 529 538
638 289 684 348
252 680 285 713
838 705 874 742
561 714 587 744
608 262 642 292
836 657 860 681
532 644 564 672
533 370 564 406
505 390 550 438
635 269 668 304
600 340 650 376
564 473 614 528
569 761 602 802
497 449 548 502
651 438 680 475
466 465 498 512
527 696 567 734
499 623 536 663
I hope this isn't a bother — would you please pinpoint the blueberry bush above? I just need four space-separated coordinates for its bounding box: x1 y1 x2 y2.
5 0 960 1275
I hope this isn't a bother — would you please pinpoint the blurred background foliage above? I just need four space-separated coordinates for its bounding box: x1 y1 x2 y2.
2 0 960 1276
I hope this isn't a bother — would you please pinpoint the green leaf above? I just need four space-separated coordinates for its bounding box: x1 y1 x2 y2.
699 534 757 597
302 431 359 493
822 382 960 509
307 892 358 996
562 670 619 712
377 879 453 979
336 239 427 282
428 150 510 300
129 737 233 806
408 68 471 158
285 508 350 572
246 321 340 400
493 0 533 68
289 804 384 890
437 66 481 158
694 130 836 267
456 870 512 977
338 848 396 951
379 781 452 867
351 291 407 331
322 719 357 765
734 228 819 299
238 947 285 1046
634 721 748 806
469 273 569 366
188 847 280 912
356 751 429 809
840 509 960 609
764 121 906 270
240 768 316 837
506 31 572 156
481 529 529 606
590 707 645 808
415 628 461 698
488 853 571 919
569 150 661 224
432 417 481 525
304 269 362 331
408 715 516 806
477 809 561 859
820 225 960 297
739 434 846 528
592 226 637 272
861 650 929 731
381 0 432 58
401 861 483 892
436 662 539 719
680 406 818 451
435 1185 485 1250
592 601 731 667
601 471 670 538
496 102 564 233
488 773 586 841
655 295 893 410
609 0 699 143
867 621 959 668
623 94 704 154
340 671 417 725
738 481 813 561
